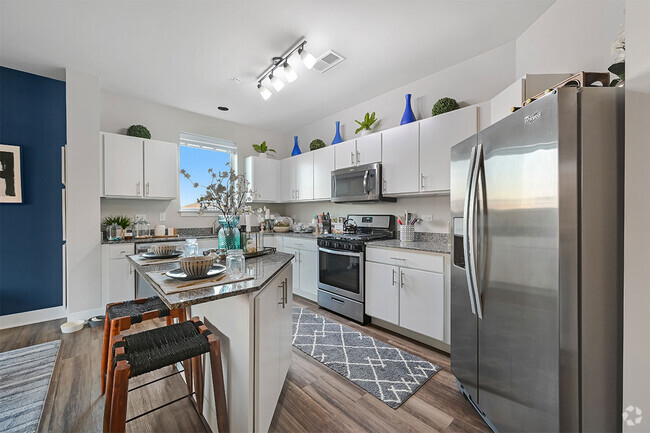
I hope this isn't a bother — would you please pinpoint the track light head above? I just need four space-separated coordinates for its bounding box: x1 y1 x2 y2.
283 61 297 83
299 46 317 70
269 73 284 91
257 82 272 100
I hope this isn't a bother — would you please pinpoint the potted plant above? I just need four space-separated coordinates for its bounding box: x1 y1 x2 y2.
252 141 276 158
126 125 151 139
103 215 133 240
355 112 378 136
432 97 460 117
181 164 259 250
310 139 326 151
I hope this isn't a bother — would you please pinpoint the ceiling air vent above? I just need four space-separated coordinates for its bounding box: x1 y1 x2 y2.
313 50 345 73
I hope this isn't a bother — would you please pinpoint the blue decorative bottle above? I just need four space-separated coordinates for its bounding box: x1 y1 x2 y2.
332 121 343 144
400 93 416 125
291 136 301 156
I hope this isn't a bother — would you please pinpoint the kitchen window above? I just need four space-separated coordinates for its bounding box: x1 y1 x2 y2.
179 132 237 211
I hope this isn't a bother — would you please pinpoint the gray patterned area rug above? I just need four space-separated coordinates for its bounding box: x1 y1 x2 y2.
0 340 61 433
292 307 440 408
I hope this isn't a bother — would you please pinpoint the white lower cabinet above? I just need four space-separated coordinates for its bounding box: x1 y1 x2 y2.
365 247 447 343
365 262 399 325
254 265 292 433
281 237 318 301
101 244 135 304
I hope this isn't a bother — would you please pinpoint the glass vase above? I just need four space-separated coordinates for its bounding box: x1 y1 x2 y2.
332 121 343 144
217 216 241 250
291 136 301 156
400 93 416 125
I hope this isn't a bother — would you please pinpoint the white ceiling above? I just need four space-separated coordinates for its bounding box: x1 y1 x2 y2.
0 1 554 133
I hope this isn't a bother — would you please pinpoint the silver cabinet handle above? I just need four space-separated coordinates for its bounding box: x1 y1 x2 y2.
463 145 478 316
278 280 286 308
421 174 425 189
383 178 387 192
356 151 360 164
146 182 150 196
400 271 405 288
350 152 355 165
390 257 406 261
392 269 397 286
136 181 141 195
284 277 288 306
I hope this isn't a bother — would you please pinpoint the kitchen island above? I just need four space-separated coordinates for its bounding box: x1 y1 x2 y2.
127 251 294 433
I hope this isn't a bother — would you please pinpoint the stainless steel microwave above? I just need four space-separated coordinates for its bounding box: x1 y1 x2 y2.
330 163 395 203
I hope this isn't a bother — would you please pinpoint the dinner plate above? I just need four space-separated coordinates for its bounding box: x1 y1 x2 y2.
141 251 183 260
166 264 227 281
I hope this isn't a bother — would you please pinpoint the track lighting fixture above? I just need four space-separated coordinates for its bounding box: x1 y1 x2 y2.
256 38 316 100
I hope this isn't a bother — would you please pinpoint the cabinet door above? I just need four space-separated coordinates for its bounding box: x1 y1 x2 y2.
298 249 318 301
419 106 477 193
108 258 135 303
365 261 399 325
283 247 301 292
381 123 419 194
399 268 445 340
246 156 280 202
279 267 293 380
254 279 281 433
280 158 295 202
143 140 178 199
334 139 357 169
103 134 143 197
355 133 381 166
295 152 314 200
312 146 335 200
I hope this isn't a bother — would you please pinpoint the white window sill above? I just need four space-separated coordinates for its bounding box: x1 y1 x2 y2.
178 209 220 217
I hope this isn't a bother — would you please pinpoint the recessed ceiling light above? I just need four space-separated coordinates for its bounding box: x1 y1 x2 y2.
217 106 229 111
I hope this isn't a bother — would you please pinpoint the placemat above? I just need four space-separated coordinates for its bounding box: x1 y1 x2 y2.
146 270 254 294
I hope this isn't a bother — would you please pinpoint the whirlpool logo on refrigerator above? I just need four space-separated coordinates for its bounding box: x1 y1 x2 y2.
524 112 542 124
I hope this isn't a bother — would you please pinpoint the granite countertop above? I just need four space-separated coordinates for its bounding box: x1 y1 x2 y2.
103 229 321 245
127 251 294 309
366 233 451 254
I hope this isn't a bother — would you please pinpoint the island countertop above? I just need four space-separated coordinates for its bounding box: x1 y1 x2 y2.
127 251 294 309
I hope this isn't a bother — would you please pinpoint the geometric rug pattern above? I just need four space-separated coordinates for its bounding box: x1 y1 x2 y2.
292 307 440 408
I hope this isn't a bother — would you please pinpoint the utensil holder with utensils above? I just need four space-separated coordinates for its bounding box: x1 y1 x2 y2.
400 225 415 242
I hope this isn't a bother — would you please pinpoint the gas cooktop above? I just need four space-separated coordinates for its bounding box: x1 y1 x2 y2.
318 233 390 241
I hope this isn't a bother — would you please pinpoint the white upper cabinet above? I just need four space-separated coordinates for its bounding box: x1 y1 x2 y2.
419 106 477 193
381 122 419 195
144 139 178 199
280 158 295 202
246 156 280 202
103 133 144 197
295 152 314 201
312 146 335 200
355 133 382 166
334 139 357 169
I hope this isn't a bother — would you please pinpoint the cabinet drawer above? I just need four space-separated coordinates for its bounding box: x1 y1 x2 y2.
283 237 317 252
108 243 135 260
366 247 444 273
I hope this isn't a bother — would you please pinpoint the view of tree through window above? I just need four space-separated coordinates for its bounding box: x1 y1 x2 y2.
178 133 236 210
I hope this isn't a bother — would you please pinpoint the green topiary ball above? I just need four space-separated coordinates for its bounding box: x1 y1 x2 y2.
127 125 152 139
432 97 460 117
310 139 326 151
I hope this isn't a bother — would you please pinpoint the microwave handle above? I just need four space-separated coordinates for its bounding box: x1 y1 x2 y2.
332 174 337 197
363 170 369 195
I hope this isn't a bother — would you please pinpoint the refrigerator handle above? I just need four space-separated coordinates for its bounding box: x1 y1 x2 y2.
468 143 484 319
463 145 478 315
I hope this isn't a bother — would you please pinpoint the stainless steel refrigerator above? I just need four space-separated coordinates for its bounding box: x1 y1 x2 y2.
450 87 623 432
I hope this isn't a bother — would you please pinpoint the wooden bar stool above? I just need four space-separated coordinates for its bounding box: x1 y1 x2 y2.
100 297 188 395
103 317 228 433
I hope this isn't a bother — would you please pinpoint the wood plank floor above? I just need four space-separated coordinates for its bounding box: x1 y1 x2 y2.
0 297 489 432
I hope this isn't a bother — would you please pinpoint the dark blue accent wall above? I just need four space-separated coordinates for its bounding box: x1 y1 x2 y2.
0 67 66 316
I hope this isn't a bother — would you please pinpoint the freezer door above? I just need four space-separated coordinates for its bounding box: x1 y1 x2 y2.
476 92 568 432
450 134 479 402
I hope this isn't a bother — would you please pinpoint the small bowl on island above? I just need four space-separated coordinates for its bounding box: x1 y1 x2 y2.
179 255 215 278
152 244 178 256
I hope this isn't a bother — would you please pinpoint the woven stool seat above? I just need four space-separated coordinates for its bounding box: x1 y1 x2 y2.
114 321 211 377
106 296 170 324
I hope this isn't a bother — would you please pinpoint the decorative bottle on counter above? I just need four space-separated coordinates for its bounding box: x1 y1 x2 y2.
400 93 416 125
217 215 241 250
291 136 301 156
332 121 343 144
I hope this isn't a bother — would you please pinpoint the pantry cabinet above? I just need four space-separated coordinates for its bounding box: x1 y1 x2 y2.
312 146 335 199
245 156 280 202
419 106 477 193
381 122 419 194
102 132 178 199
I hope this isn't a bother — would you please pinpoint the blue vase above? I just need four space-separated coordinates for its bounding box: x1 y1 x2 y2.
291 136 301 156
332 121 343 144
400 93 416 125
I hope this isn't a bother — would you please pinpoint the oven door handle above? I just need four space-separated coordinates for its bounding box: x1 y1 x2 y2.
318 247 362 258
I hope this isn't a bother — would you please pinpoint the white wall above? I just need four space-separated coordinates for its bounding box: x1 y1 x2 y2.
66 68 102 318
100 91 290 228
515 0 624 77
624 0 650 429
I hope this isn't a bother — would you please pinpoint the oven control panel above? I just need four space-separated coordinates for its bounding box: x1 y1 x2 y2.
317 239 364 252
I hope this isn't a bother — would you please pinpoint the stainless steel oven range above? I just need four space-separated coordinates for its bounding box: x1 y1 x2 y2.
317 214 395 323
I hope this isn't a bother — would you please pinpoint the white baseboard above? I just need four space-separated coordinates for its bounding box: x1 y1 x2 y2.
0 306 67 330
67 307 105 322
